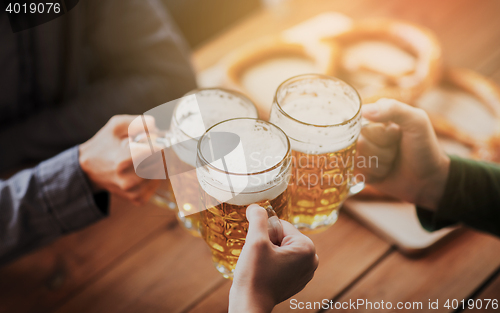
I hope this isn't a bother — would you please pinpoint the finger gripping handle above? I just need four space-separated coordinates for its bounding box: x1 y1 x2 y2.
262 201 284 246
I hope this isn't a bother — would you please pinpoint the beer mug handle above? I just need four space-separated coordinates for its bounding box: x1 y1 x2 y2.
361 117 371 128
348 117 372 196
262 200 284 246
133 129 175 149
348 180 365 196
133 129 178 210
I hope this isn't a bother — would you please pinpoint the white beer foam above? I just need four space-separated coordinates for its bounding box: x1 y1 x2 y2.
176 91 257 139
171 90 258 167
282 96 357 126
270 78 361 154
197 121 290 206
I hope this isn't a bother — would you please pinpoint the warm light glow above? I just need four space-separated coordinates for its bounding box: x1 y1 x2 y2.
183 203 193 212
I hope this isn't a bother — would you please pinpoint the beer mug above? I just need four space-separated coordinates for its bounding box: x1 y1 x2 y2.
196 118 291 279
139 89 258 237
269 74 364 232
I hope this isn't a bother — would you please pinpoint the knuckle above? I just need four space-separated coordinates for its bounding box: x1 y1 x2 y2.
120 180 136 192
117 159 133 172
109 115 121 125
109 115 131 129
298 239 317 259
130 199 143 206
305 244 317 258
247 238 269 251
143 115 156 127
388 99 405 112
417 108 430 121
380 97 400 106
131 194 146 205
411 107 430 124
382 99 401 114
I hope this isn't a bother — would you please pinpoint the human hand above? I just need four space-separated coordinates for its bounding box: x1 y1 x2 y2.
229 204 319 313
356 98 450 210
79 115 161 205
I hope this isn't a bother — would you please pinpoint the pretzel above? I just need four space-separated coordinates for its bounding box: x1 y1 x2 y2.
223 36 338 119
325 19 443 104
415 68 500 162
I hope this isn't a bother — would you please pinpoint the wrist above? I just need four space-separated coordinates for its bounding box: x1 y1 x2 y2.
416 154 450 211
229 285 275 313
78 143 102 193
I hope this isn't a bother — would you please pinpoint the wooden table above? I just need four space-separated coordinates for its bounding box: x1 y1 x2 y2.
2 0 500 312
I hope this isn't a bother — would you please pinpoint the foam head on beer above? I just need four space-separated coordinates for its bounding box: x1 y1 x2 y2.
197 118 290 206
271 76 361 154
171 90 258 168
175 90 258 139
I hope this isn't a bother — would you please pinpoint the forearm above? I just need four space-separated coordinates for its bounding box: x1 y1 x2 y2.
417 155 500 237
229 287 275 313
0 146 108 266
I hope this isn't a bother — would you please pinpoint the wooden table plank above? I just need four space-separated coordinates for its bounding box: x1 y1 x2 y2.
0 197 176 313
51 221 225 313
325 230 500 313
187 280 232 313
464 272 500 312
186 214 391 313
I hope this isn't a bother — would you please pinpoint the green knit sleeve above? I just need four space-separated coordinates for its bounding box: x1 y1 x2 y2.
416 155 500 237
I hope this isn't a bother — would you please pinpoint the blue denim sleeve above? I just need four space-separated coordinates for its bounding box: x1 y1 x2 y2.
0 146 108 265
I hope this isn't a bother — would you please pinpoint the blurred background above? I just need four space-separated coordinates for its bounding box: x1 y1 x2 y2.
163 0 261 48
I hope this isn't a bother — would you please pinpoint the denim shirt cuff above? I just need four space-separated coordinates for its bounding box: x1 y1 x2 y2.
35 146 108 233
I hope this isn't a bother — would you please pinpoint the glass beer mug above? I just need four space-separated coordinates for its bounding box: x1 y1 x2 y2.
196 118 291 279
137 88 258 237
269 74 364 232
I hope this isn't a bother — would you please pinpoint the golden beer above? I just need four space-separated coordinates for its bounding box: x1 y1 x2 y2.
163 147 202 235
200 189 289 276
289 142 356 229
270 74 363 232
150 89 258 237
197 118 291 278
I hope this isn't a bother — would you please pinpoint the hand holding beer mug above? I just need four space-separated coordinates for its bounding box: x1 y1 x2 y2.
358 98 450 210
229 205 319 313
196 118 292 279
270 74 364 232
133 89 258 236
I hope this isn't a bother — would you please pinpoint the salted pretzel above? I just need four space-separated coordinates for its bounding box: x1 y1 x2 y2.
417 68 500 163
223 36 338 119
325 19 443 104
357 68 500 200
